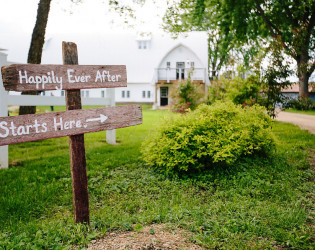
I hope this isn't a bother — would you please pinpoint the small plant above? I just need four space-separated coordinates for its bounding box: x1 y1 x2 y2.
170 74 204 113
141 102 275 176
134 224 143 232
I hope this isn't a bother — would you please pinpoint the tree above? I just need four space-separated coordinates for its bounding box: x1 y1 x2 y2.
163 0 234 79
164 0 315 97
253 0 314 97
19 0 140 115
19 0 52 115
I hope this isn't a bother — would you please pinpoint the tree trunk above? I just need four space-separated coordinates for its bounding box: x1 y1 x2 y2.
297 54 310 98
19 0 52 115
298 71 309 98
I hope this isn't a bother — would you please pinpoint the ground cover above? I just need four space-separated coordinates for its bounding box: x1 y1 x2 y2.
284 108 315 116
0 106 314 249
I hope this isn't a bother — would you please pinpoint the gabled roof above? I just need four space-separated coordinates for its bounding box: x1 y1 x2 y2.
156 42 205 68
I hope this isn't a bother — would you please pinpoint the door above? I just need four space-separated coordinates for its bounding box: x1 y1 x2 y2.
160 87 168 106
176 62 185 80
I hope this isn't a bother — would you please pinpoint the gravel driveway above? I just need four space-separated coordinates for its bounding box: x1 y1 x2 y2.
275 111 315 134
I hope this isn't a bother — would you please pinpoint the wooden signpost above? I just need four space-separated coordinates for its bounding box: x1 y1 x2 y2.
2 64 127 91
0 42 142 224
0 106 142 146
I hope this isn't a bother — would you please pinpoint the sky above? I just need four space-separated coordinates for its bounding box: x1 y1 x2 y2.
0 0 167 35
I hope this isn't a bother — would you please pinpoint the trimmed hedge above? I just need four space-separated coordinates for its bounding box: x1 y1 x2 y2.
141 102 275 175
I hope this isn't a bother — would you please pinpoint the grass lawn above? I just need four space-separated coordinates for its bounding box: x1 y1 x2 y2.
284 108 315 116
0 106 314 249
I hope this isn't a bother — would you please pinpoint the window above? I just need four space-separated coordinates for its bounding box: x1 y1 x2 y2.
147 91 151 98
142 91 146 98
138 40 149 50
101 90 105 98
160 87 168 98
80 90 89 97
122 90 130 98
166 62 171 68
61 90 65 97
190 62 195 68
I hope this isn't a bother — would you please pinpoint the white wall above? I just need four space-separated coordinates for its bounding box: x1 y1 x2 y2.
158 45 204 69
157 45 207 83
116 83 154 103
36 85 155 103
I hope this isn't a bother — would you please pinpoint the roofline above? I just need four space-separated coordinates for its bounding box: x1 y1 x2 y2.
155 43 205 69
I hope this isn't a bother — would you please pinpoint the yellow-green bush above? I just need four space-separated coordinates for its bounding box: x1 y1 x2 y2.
141 102 275 175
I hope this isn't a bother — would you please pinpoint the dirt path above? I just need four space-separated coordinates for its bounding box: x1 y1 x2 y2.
275 111 315 134
87 224 204 249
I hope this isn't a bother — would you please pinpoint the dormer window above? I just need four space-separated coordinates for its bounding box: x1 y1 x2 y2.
137 32 151 50
138 40 149 50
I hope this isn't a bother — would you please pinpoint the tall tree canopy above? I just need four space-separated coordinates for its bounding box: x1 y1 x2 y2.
164 0 315 96
163 0 235 78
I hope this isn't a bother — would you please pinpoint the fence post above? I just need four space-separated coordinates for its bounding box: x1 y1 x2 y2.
106 88 116 144
0 85 8 169
0 52 9 169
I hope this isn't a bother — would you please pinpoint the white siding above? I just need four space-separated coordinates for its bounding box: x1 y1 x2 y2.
158 45 204 69
115 83 154 103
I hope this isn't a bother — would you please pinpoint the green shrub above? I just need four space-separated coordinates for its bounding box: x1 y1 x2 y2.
207 78 230 104
284 96 315 110
141 102 275 176
170 76 204 113
207 75 262 106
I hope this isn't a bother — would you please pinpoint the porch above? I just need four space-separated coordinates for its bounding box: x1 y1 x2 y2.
154 67 207 83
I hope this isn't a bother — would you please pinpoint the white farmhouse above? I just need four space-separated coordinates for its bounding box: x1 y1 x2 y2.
1 31 210 108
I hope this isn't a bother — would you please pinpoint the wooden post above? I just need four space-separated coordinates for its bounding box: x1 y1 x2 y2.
0 75 8 169
0 52 9 169
105 88 116 144
62 42 89 224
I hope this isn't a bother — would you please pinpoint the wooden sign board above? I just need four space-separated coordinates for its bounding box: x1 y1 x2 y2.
0 105 142 146
0 41 140 224
1 64 127 91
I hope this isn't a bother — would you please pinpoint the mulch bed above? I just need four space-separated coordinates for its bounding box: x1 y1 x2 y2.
88 224 204 249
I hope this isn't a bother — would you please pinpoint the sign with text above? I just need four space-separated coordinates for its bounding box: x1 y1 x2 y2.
0 105 142 146
0 41 141 224
1 64 127 91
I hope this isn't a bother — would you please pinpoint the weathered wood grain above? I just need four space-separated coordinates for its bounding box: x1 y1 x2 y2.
1 64 127 91
0 105 142 146
63 41 90 224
